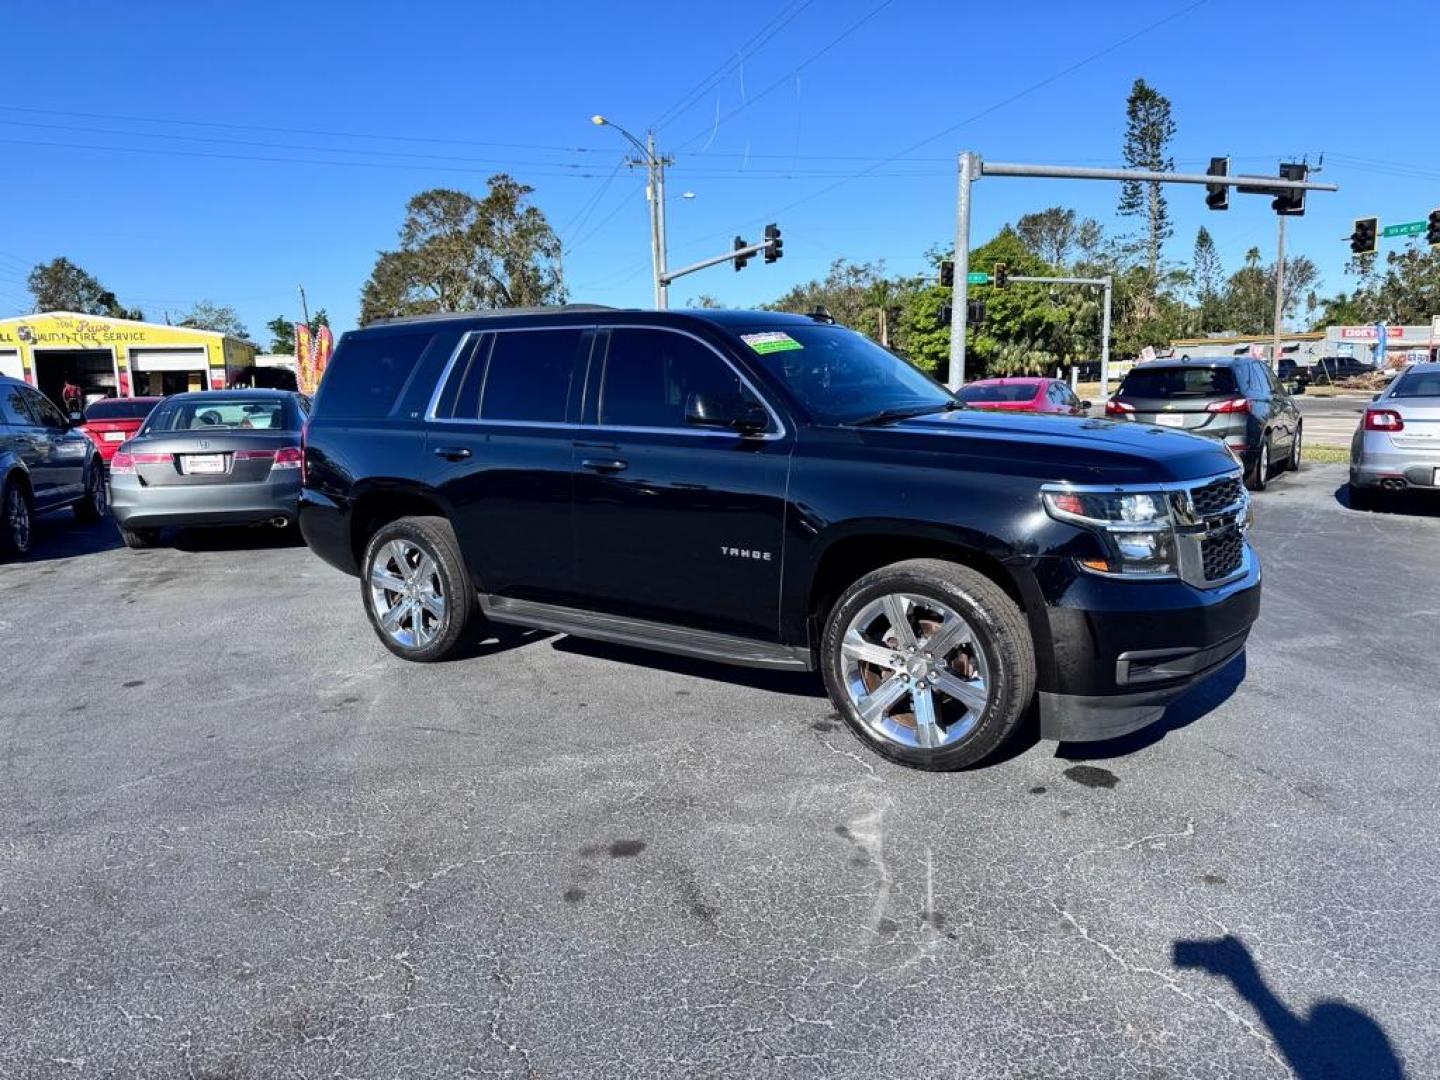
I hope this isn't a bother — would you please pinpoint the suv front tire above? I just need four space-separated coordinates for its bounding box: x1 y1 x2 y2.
820 558 1036 770
362 516 475 662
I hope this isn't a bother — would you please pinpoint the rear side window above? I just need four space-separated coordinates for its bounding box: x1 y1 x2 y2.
445 329 584 423
1120 366 1237 398
85 398 157 421
20 387 67 428
314 332 432 418
600 328 746 428
2 384 34 425
1391 371 1440 398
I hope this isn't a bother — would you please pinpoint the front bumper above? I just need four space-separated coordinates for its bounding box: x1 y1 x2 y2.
111 473 300 528
1034 546 1261 742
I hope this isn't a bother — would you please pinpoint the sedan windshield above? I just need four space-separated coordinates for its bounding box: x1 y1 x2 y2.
143 397 296 433
736 324 955 424
958 383 1039 403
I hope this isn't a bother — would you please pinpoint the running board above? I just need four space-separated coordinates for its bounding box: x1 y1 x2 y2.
480 595 815 672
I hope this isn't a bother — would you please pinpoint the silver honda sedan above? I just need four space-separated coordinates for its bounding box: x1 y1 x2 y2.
1349 362 1440 509
109 389 309 548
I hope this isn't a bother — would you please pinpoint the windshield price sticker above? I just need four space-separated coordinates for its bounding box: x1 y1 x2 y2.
741 332 804 354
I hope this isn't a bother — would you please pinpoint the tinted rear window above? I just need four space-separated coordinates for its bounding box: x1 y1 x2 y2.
958 382 1040 403
144 397 298 433
1120 366 1237 398
314 332 432 418
85 398 157 421
1392 371 1440 398
471 330 584 423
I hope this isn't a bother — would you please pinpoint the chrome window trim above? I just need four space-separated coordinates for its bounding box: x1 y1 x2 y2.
423 330 483 422
1040 468 1251 589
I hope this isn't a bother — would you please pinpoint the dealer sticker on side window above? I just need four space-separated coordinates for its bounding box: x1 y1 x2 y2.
740 331 804 355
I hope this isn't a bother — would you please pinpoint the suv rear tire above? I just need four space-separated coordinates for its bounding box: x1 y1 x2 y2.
820 558 1036 771
2 479 32 558
1286 426 1302 471
1246 437 1271 492
362 515 475 662
73 465 108 522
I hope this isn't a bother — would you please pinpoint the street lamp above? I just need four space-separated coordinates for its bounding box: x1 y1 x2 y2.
591 114 672 309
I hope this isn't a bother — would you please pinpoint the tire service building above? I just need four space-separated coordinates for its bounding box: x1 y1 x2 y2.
0 312 256 405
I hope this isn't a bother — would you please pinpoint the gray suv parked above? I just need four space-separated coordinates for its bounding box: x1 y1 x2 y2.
1106 358 1303 491
1 374 108 558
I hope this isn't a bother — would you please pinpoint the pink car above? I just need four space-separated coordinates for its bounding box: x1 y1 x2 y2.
956 377 1089 416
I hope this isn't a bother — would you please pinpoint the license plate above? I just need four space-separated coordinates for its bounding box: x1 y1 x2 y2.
184 454 226 474
103 431 126 442
1156 413 1186 428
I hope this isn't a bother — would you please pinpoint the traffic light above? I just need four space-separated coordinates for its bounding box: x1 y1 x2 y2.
763 223 783 264
1428 209 1440 249
733 235 752 272
939 260 954 288
1205 156 1229 211
967 300 986 327
1350 217 1378 256
1272 162 1308 216
937 303 952 327
993 262 1009 289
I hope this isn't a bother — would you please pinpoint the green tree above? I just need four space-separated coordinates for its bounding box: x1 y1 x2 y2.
1366 242 1440 323
177 300 250 340
26 257 144 320
765 259 914 343
266 316 295 354
686 294 725 309
1117 79 1176 279
1192 226 1225 332
1215 248 1319 335
359 176 565 324
1016 207 1080 268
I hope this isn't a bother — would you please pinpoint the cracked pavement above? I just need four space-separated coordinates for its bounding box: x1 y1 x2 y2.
1 463 1436 1078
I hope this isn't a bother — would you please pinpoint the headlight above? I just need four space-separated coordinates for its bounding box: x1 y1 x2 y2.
1042 488 1177 579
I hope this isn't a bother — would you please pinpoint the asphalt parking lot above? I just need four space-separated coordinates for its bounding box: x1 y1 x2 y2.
2 463 1437 1079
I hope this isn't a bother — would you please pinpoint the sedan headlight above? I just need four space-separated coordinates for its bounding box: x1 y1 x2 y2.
1042 488 1177 578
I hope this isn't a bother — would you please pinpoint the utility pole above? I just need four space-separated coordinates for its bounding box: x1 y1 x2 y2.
1270 214 1286 374
948 151 978 390
592 116 674 310
298 284 311 329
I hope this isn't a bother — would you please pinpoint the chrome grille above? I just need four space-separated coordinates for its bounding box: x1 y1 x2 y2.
1201 524 1245 581
1191 475 1244 517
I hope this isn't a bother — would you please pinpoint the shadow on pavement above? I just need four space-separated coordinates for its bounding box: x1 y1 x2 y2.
547 635 827 698
18 511 123 562
168 525 308 552
1054 652 1247 762
1333 483 1440 519
1173 936 1406 1079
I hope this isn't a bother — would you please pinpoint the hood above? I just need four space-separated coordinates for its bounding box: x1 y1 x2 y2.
856 408 1237 485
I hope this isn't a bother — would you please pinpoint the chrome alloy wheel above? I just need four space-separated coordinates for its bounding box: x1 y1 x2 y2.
6 487 30 552
840 592 991 750
368 539 447 649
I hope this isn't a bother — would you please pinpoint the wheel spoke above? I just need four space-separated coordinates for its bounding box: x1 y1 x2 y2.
418 589 445 620
931 670 988 714
379 600 408 635
881 594 917 648
912 688 943 749
370 566 408 593
920 614 972 660
412 554 437 586
841 634 901 670
410 600 431 645
858 674 910 727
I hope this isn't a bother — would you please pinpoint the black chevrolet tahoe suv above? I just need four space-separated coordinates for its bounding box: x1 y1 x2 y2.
300 307 1260 771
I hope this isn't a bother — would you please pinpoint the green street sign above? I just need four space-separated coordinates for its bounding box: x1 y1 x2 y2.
966 271 990 285
1382 220 1426 238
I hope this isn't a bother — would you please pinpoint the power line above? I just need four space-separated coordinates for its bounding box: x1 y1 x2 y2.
650 0 816 133
559 158 627 243
673 0 900 151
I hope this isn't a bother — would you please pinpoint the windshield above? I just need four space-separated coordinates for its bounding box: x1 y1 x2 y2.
143 396 295 433
735 324 955 424
1391 370 1440 399
958 382 1040 403
1119 366 1237 399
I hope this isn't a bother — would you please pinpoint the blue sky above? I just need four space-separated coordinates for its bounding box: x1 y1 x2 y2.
0 0 1433 343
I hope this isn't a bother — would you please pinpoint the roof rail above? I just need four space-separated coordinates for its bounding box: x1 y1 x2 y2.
368 304 617 327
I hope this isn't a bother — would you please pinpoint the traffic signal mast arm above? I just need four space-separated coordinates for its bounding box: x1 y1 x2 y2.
979 160 1338 194
665 236 778 285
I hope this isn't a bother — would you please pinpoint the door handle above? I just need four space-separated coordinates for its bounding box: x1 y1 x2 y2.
432 446 472 461
581 457 628 473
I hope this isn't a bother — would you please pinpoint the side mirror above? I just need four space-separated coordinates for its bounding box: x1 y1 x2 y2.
685 391 770 436
1079 400 1092 411
69 411 85 425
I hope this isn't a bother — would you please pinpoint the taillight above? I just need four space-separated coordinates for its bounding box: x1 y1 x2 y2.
1365 409 1404 432
273 446 303 470
233 449 275 461
1206 397 1251 414
111 451 136 474
1105 399 1134 416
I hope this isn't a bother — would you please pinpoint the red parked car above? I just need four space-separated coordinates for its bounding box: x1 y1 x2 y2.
77 397 162 464
956 377 1090 415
